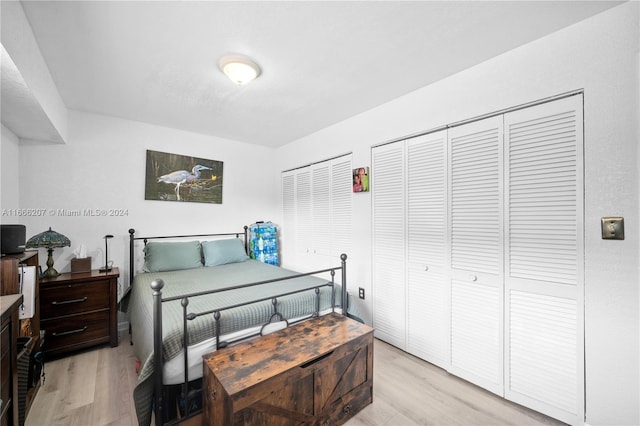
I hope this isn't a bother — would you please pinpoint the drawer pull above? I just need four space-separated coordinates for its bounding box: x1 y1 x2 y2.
52 326 87 337
52 297 88 305
343 403 352 414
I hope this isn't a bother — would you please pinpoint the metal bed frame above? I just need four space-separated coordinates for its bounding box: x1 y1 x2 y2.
128 227 348 426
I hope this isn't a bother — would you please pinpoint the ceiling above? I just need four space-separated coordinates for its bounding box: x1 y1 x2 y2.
3 1 623 147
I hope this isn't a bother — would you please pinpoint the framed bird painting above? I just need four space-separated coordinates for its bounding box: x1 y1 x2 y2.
145 149 223 203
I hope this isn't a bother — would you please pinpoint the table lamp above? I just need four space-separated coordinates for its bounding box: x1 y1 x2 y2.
25 227 71 278
99 234 114 272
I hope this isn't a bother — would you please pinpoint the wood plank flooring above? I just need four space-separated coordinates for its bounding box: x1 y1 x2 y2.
25 330 565 426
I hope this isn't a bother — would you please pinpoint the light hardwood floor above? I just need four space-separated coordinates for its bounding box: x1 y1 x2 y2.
25 330 565 426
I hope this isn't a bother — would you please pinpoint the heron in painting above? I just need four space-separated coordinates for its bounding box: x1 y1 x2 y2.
157 164 212 200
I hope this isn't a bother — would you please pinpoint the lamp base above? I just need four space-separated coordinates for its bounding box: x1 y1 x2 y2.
43 248 60 278
42 267 60 279
99 266 112 273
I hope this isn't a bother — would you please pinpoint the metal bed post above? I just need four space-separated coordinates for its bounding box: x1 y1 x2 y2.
181 297 190 418
330 269 336 312
129 229 136 285
151 278 165 426
341 253 348 316
214 311 221 350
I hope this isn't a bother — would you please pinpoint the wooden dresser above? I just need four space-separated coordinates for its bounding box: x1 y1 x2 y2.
1 294 23 426
0 251 41 424
203 313 374 426
39 268 119 357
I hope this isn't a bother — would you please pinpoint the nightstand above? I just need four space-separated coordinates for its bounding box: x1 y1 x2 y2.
39 268 119 357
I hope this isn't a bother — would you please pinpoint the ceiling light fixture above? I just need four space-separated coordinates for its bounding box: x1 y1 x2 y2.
219 54 261 86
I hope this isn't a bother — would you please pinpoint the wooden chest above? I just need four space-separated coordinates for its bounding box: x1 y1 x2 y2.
203 313 374 425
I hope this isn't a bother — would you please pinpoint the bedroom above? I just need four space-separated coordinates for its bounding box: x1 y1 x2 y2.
0 1 638 426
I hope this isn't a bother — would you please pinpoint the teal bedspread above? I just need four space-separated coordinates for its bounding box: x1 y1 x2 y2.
126 260 346 426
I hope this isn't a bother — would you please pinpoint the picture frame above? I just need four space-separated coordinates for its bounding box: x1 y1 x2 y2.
145 149 223 203
353 167 369 193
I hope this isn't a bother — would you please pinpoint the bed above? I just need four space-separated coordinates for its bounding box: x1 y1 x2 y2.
125 227 355 426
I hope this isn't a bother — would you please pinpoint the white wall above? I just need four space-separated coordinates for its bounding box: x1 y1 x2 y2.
275 3 639 425
1 1 68 143
15 110 280 298
1 124 21 213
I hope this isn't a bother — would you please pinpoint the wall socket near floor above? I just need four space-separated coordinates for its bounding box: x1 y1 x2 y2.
358 287 365 299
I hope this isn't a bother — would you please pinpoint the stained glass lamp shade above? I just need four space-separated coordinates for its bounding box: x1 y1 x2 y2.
25 227 71 278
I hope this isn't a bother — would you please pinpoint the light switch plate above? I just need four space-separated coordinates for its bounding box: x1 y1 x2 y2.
601 217 624 240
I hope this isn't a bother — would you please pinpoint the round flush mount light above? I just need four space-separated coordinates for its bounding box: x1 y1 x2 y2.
219 54 261 86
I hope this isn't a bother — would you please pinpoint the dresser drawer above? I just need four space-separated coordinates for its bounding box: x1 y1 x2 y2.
42 310 109 353
40 280 110 318
0 323 8 358
0 323 9 415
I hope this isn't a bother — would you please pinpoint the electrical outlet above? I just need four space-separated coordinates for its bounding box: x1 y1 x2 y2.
358 287 365 299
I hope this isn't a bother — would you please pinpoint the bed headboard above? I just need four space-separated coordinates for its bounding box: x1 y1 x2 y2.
128 226 249 285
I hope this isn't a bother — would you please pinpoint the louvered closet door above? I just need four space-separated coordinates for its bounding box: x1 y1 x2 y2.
372 142 406 349
282 156 352 273
406 131 449 368
295 167 312 269
448 116 504 395
281 171 296 268
310 162 332 269
330 157 353 261
309 156 353 271
504 95 584 425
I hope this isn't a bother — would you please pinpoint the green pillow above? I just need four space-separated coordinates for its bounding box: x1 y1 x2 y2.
143 241 203 272
202 239 249 267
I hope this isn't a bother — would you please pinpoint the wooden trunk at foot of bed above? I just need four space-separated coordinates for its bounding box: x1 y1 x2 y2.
203 313 374 426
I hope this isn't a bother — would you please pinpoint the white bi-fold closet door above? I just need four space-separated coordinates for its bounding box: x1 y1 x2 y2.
371 94 584 425
448 115 505 395
503 96 584 424
372 130 449 366
281 155 352 272
371 142 407 349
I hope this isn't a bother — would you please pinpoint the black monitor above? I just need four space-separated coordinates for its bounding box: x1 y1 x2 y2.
1 224 26 255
